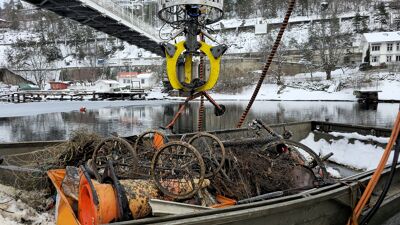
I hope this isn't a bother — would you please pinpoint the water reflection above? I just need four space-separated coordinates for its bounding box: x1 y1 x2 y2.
0 101 398 142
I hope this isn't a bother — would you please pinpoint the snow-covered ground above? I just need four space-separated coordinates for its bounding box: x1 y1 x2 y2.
301 132 395 171
212 84 357 101
0 184 54 225
208 69 400 102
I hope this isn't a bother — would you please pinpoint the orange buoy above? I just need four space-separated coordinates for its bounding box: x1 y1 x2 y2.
78 176 119 225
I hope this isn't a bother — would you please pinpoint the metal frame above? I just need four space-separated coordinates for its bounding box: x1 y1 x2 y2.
157 0 224 25
24 0 163 55
158 0 223 10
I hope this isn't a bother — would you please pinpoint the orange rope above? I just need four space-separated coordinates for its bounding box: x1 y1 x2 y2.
347 110 400 225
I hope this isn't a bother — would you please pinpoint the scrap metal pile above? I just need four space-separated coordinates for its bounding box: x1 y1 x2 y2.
26 119 332 224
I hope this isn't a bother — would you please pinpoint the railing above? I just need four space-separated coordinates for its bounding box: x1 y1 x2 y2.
82 0 160 41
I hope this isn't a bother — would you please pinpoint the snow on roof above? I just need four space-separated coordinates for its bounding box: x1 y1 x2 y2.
96 80 120 84
137 73 153 79
363 32 400 43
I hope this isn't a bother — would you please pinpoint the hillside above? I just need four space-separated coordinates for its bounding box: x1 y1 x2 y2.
0 0 398 88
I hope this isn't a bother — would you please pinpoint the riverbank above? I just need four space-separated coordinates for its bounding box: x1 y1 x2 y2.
211 69 400 102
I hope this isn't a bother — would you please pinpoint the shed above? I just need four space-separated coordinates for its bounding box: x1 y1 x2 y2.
93 80 120 92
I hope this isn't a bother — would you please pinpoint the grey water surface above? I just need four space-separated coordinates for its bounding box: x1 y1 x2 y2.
0 101 398 143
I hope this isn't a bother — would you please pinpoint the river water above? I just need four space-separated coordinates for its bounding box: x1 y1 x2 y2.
0 101 398 143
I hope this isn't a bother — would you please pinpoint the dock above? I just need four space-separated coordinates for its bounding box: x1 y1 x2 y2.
0 89 146 103
353 90 382 103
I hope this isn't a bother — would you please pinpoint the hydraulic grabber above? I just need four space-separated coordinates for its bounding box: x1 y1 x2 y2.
157 0 228 130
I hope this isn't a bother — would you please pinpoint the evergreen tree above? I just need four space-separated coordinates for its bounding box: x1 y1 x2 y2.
236 0 253 18
353 12 362 33
374 2 389 30
223 0 236 18
4 0 20 30
361 18 369 33
363 47 370 64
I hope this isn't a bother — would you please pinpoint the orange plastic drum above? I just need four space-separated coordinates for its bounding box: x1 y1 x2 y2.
78 176 119 225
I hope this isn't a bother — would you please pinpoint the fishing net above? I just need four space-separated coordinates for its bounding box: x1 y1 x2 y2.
0 129 103 191
210 143 314 200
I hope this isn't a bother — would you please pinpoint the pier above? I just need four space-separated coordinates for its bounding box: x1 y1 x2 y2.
1 89 146 103
353 90 382 103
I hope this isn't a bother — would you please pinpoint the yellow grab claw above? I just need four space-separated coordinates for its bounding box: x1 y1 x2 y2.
165 41 225 92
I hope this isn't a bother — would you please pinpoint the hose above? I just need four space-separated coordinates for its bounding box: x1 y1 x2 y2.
348 108 400 225
360 136 400 225
236 0 296 128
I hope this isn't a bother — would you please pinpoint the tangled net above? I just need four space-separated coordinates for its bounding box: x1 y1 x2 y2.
210 144 311 200
1 129 103 191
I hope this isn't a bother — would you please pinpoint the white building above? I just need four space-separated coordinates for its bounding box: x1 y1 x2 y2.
93 80 120 92
361 32 400 66
117 72 156 89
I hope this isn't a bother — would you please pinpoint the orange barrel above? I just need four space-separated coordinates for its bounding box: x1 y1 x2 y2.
78 176 119 225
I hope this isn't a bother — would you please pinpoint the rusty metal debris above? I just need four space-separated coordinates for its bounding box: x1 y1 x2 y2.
133 130 167 178
188 132 226 178
91 137 137 181
151 141 206 200
2 120 333 223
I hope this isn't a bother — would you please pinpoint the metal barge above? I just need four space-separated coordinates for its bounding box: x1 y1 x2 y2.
0 121 398 225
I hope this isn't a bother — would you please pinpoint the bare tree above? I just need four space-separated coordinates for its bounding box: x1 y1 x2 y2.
262 35 289 85
308 9 352 80
7 39 53 89
291 38 317 80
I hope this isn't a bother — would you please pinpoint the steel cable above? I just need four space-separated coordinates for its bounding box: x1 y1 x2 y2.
198 34 206 131
236 0 296 128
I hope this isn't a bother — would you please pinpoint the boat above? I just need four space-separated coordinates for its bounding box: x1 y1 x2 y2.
49 81 70 90
0 121 398 225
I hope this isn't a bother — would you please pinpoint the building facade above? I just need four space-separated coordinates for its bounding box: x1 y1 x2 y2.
117 71 155 89
361 32 400 66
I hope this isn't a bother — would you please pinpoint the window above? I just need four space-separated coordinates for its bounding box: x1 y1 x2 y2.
141 79 145 84
387 56 392 62
372 44 381 51
396 56 400 62
397 43 400 51
372 56 378 62
387 43 393 51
